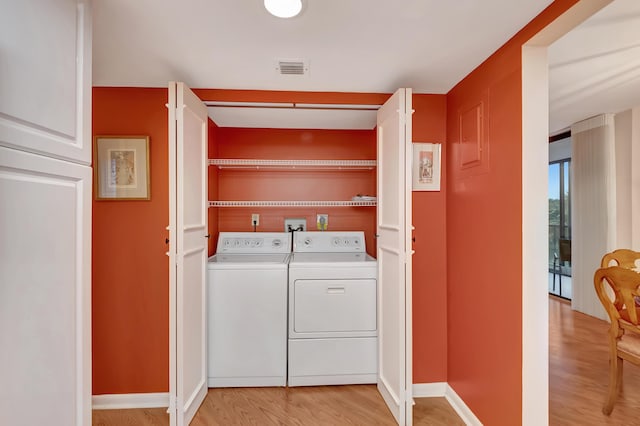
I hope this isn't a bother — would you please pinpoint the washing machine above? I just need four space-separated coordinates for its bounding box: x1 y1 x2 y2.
207 232 291 387
288 231 378 386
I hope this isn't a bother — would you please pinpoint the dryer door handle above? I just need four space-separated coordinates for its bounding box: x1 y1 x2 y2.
326 287 346 294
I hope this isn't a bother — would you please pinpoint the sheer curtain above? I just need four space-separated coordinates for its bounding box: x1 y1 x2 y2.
571 114 616 320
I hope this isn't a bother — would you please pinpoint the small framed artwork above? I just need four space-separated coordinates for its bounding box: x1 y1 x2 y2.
412 143 441 191
94 136 150 200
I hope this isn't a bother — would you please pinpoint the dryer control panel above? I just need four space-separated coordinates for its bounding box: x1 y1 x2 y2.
216 232 291 254
293 231 366 253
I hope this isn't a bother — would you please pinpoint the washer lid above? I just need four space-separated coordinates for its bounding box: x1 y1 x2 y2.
208 253 290 266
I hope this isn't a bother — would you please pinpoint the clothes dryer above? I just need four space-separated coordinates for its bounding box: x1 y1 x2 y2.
288 231 377 386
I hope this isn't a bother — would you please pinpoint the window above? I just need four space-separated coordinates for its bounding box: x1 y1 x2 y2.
549 159 571 298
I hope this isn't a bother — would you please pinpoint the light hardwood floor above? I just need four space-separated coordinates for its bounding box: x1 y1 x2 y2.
92 387 463 425
94 296 640 425
549 296 640 425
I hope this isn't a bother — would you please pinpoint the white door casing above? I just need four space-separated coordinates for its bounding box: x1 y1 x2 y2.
168 82 209 426
0 147 92 426
376 88 413 425
0 0 92 164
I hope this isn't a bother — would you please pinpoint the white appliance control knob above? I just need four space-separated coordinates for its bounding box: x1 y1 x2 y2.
272 239 282 247
304 238 312 247
332 237 341 246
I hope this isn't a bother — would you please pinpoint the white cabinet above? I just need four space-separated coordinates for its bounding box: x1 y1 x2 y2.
0 147 92 426
0 1 92 425
0 0 92 164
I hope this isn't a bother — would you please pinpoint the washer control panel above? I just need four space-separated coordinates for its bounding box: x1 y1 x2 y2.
293 231 366 253
216 232 291 254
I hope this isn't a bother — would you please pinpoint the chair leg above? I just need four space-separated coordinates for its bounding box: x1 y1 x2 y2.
603 355 622 415
559 273 562 297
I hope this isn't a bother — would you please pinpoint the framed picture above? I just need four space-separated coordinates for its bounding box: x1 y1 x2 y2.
412 143 441 191
94 136 150 200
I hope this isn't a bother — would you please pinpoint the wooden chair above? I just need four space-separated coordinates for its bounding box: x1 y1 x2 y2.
601 249 640 268
593 266 640 414
553 239 572 295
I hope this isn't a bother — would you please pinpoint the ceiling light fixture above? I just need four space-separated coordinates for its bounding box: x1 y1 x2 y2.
264 0 302 18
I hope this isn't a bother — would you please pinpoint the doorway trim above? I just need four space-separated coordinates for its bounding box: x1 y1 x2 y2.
521 1 612 424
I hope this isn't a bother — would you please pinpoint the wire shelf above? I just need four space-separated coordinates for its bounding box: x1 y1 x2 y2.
208 200 377 208
208 159 376 170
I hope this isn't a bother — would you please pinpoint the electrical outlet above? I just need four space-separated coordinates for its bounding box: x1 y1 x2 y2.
284 218 306 232
316 214 328 231
251 213 259 226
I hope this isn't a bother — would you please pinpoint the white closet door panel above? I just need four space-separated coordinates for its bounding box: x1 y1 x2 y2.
0 0 92 164
168 82 208 426
376 88 413 425
0 146 91 426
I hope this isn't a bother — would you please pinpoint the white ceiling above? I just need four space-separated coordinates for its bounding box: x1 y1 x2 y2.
92 0 640 133
206 105 377 130
548 0 640 134
93 0 553 93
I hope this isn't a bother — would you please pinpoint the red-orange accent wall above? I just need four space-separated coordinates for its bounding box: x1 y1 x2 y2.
92 87 170 394
445 1 578 423
192 89 390 106
412 94 448 383
91 87 450 394
212 127 378 255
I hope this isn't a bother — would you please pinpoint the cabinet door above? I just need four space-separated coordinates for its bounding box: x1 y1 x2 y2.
0 147 92 426
0 0 92 164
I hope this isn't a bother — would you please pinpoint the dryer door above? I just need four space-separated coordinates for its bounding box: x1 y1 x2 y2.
293 279 376 336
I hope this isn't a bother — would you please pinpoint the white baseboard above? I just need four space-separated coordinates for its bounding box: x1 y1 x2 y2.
412 382 447 397
92 392 170 410
412 383 482 426
444 385 483 426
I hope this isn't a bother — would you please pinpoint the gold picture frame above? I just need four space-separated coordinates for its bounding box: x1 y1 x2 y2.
94 136 150 200
412 142 441 191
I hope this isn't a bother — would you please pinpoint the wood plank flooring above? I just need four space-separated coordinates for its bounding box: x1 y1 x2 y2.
92 387 463 425
94 296 639 425
549 296 640 425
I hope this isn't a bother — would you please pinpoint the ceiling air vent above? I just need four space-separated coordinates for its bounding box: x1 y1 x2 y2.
276 59 308 76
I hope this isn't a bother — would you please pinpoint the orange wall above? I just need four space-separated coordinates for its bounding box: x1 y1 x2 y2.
91 88 450 394
445 0 578 423
92 87 169 394
193 89 390 106
212 127 377 255
412 94 448 383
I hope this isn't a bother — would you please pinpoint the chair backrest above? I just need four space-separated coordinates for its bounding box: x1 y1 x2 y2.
601 249 640 268
559 239 571 262
594 266 640 331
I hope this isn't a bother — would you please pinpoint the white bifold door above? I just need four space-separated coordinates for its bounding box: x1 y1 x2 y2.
168 82 209 425
376 88 414 425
